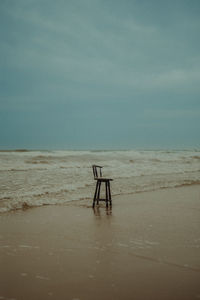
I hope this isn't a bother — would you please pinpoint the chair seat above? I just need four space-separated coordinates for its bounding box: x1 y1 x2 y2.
94 177 113 181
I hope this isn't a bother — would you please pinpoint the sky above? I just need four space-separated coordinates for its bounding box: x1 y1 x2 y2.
0 0 200 150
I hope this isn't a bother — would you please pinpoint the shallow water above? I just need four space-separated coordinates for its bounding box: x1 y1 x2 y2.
0 149 200 212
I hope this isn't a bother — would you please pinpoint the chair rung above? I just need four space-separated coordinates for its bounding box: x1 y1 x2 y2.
97 199 109 201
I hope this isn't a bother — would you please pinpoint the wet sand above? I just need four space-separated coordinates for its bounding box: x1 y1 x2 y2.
0 186 200 300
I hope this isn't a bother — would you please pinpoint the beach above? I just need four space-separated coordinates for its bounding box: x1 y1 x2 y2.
0 185 200 300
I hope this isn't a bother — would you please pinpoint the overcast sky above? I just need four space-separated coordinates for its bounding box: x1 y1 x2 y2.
0 0 200 149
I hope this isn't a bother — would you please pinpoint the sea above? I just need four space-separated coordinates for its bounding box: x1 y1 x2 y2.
0 149 200 213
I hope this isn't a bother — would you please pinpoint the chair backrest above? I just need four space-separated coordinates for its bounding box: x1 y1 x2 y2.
92 165 103 179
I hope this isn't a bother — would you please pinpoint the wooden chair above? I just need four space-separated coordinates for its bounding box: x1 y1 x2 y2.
92 165 113 208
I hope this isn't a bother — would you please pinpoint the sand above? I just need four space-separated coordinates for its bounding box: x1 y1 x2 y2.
0 186 200 300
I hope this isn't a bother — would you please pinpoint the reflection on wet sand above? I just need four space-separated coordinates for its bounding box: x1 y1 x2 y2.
93 206 112 217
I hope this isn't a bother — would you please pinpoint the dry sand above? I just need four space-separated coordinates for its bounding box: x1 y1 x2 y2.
0 186 200 300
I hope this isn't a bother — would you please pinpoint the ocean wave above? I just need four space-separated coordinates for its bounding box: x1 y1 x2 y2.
174 180 200 188
191 156 200 160
0 149 200 213
0 168 48 172
114 169 200 179
0 178 199 214
26 160 51 164
0 199 55 213
25 155 56 164
0 149 29 152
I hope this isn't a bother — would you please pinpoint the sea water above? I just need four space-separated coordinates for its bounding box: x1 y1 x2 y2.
0 150 199 213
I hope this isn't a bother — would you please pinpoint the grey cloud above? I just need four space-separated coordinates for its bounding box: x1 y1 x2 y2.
0 0 200 149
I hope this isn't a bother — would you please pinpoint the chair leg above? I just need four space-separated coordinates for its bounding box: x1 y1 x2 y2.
93 181 99 208
105 181 109 208
108 181 112 206
97 181 101 205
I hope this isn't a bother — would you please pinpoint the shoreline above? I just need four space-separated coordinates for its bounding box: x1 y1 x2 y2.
1 182 200 215
0 185 200 300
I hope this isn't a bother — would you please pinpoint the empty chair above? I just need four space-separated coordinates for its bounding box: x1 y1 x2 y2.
92 165 113 208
